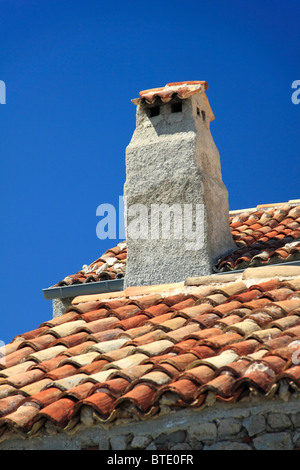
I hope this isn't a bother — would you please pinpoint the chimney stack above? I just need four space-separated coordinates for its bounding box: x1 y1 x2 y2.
124 81 236 287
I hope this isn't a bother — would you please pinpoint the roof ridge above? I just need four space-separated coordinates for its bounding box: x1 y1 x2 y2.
229 199 300 216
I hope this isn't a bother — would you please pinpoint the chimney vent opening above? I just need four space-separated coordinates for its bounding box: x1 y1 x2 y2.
148 106 160 118
171 102 182 113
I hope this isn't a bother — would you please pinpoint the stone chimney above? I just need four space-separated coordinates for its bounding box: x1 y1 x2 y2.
124 81 236 287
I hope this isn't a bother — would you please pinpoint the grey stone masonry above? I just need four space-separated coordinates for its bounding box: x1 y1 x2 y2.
124 86 236 287
2 395 300 450
52 297 72 318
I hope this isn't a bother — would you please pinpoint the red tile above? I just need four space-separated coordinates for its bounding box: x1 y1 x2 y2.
242 298 271 310
191 313 221 328
129 295 161 310
284 325 300 337
0 395 25 417
13 326 49 341
40 311 79 328
222 339 259 356
116 384 156 412
94 378 130 397
1 347 36 369
28 387 63 408
200 332 243 349
54 332 89 349
78 359 109 375
279 365 300 383
21 335 56 351
40 398 77 426
199 373 236 398
144 304 171 317
159 379 198 403
32 356 64 373
101 299 129 310
62 340 95 357
263 334 295 350
160 353 198 371
152 363 179 378
142 353 176 366
239 369 274 392
46 364 78 381
114 314 149 330
180 365 215 385
216 315 244 328
261 288 294 301
261 355 287 374
212 301 242 316
170 298 196 310
229 289 261 303
8 370 44 392
219 359 251 377
276 299 300 314
189 327 222 341
64 382 95 401
0 403 40 431
81 318 119 334
90 328 124 343
189 345 215 359
129 329 166 346
111 305 141 320
171 339 197 353
246 312 273 327
147 312 174 325
81 309 110 322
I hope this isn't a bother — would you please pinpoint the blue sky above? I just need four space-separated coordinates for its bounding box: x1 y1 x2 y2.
0 0 299 343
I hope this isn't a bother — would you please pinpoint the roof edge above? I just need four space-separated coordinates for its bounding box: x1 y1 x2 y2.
229 199 300 216
42 278 124 300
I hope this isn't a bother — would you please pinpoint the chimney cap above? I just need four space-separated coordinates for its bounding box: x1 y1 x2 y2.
132 80 208 105
131 80 214 121
166 80 208 89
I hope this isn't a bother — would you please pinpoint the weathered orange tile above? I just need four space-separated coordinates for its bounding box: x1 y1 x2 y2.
0 347 36 369
94 378 130 397
0 403 40 430
199 373 236 398
160 353 198 371
40 398 77 426
27 387 63 408
116 384 156 412
159 379 198 403
6 369 45 389
0 395 25 417
82 391 116 418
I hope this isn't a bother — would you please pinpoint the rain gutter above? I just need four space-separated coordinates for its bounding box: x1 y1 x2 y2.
42 278 124 300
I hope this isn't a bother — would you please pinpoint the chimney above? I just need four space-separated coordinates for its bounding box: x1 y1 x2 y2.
124 81 236 287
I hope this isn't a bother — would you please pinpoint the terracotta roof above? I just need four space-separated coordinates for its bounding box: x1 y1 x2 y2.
54 241 127 287
53 201 300 288
131 81 215 122
217 201 300 271
1 267 300 441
